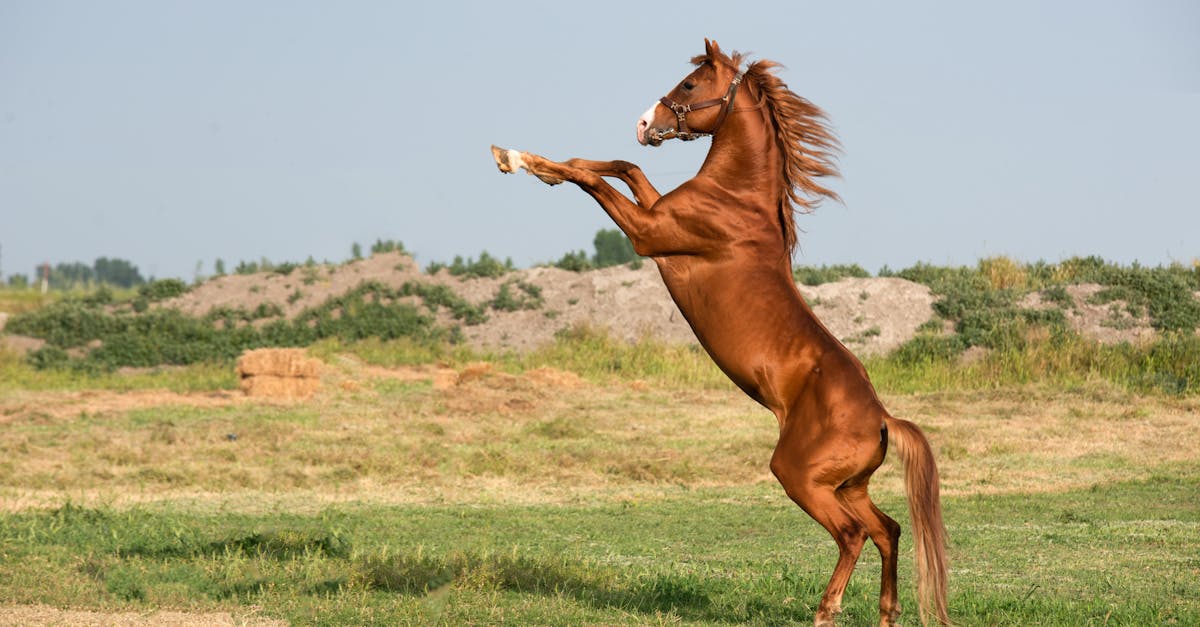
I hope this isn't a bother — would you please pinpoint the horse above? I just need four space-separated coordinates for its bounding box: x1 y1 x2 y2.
491 39 949 627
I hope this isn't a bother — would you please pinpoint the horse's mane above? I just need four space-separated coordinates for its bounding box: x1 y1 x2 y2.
697 49 841 256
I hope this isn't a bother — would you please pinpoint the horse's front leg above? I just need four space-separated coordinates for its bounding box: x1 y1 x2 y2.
492 145 568 186
560 157 662 209
492 146 660 206
492 145 668 251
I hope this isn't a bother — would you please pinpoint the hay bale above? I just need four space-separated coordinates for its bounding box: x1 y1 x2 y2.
237 348 321 378
236 348 321 399
239 374 320 399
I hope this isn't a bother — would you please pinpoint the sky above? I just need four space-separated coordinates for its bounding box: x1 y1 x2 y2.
1 0 1198 282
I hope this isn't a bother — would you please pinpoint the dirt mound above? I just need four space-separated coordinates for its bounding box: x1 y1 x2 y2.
155 253 942 357
800 277 937 356
1021 283 1156 345
6 252 1178 362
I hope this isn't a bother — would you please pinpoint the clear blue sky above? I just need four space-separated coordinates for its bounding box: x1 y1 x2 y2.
2 1 1197 281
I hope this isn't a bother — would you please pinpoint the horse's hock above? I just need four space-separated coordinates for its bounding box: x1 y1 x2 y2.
236 348 321 399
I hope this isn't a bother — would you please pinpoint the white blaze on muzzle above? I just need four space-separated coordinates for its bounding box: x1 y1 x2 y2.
636 102 660 145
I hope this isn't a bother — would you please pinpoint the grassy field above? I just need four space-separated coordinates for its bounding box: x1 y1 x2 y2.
1 336 1198 625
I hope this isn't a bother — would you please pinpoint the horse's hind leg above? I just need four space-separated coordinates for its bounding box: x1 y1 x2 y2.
771 448 870 626
840 483 903 627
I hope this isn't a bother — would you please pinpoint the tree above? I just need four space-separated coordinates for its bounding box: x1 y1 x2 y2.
351 242 363 260
214 259 226 276
93 257 145 288
592 228 637 268
49 262 94 289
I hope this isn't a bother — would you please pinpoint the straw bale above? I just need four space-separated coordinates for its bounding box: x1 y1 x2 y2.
240 374 320 399
237 348 321 378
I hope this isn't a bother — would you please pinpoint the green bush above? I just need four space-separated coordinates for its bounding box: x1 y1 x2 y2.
399 282 488 325
446 252 513 279
371 239 407 255
490 280 543 312
552 250 593 273
793 263 870 286
6 301 124 348
138 278 189 302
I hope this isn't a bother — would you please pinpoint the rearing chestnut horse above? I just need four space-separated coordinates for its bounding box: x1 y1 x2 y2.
491 39 948 627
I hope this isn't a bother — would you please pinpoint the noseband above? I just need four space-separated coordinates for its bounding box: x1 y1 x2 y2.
656 71 744 142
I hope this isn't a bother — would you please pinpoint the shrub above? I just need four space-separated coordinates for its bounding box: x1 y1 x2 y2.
552 250 593 273
399 282 488 325
447 251 514 279
978 256 1028 290
6 301 124 348
138 278 189 302
490 280 543 312
889 333 967 366
371 239 407 255
793 264 870 286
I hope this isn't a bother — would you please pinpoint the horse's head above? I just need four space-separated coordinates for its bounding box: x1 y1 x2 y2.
637 39 745 146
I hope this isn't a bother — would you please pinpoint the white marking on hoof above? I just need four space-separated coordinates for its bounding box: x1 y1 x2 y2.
490 145 527 174
505 149 526 172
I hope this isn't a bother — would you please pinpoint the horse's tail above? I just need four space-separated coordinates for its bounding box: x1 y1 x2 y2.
884 414 950 625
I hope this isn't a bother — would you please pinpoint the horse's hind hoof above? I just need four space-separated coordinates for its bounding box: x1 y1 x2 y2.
489 145 523 174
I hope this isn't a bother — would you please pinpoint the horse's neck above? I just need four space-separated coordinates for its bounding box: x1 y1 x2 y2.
697 106 780 196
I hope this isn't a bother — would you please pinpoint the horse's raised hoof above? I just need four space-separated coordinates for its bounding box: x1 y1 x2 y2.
491 145 520 173
490 145 563 185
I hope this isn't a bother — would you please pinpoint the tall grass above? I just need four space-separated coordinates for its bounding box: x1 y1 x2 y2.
874 329 1200 395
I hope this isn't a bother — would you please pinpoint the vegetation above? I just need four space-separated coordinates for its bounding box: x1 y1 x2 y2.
427 251 516 278
550 228 644 272
5 280 468 372
7 257 147 290
5 253 1199 395
793 263 870 286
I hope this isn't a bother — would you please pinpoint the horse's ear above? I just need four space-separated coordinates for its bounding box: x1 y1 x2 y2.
705 38 720 59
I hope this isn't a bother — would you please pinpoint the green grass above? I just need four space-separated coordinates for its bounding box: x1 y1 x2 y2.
1 473 1196 625
867 330 1200 395
0 346 237 393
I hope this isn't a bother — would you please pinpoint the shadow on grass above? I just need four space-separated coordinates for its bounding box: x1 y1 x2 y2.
360 550 817 624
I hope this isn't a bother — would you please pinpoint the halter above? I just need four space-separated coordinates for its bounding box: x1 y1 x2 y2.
655 71 744 142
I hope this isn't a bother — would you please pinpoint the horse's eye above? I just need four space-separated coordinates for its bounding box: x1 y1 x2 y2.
683 81 695 91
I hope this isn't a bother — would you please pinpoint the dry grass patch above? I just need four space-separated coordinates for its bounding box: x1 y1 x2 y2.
0 604 287 626
882 388 1200 497
1 361 1196 513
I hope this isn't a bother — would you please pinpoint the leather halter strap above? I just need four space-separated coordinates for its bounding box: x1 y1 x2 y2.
657 72 744 141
